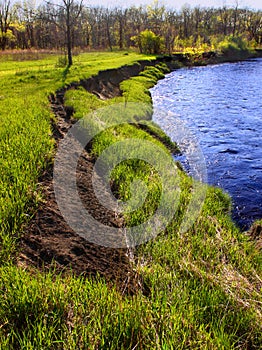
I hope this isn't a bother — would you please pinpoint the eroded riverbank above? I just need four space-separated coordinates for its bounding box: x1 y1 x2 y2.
1 50 260 348
19 52 262 285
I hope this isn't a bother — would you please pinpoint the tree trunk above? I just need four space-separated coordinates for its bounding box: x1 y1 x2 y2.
66 7 73 66
119 20 123 49
106 16 112 51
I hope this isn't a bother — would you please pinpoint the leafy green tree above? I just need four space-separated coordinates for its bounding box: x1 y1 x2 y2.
132 29 164 54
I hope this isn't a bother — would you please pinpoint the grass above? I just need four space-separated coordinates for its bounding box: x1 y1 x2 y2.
0 50 262 348
0 51 156 259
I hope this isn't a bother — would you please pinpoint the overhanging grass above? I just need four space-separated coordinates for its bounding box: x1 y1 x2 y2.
63 61 262 348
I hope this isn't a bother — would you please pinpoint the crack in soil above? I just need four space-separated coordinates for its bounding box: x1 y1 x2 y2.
17 61 165 294
17 57 182 293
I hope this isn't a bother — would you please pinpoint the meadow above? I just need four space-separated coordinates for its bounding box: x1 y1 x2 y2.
0 50 261 349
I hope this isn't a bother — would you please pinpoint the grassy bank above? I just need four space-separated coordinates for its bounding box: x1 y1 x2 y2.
0 51 155 260
0 51 262 348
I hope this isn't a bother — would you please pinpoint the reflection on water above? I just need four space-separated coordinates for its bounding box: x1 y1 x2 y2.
151 59 262 229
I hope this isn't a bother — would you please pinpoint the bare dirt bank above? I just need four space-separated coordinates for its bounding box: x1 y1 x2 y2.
18 51 261 291
18 57 173 293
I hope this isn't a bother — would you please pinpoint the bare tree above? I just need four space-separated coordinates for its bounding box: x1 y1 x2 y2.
103 8 112 51
114 7 127 49
1 2 261 52
0 0 12 50
45 0 83 66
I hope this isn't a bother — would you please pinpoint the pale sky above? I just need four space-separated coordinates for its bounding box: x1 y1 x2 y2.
86 0 262 10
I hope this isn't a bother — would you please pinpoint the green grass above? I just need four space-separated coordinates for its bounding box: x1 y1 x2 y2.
0 51 156 260
0 51 261 348
63 58 262 348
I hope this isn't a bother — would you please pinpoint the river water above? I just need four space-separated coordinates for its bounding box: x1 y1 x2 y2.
151 58 262 229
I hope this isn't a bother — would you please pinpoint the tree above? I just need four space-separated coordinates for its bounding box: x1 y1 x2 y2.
147 0 165 35
13 0 37 49
0 0 12 50
103 8 112 51
162 10 178 54
45 0 83 66
246 10 262 45
0 3 261 52
114 7 127 49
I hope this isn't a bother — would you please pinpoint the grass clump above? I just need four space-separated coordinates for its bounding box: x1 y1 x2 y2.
0 240 261 349
65 87 105 118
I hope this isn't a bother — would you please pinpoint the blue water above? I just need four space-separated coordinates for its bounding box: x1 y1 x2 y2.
151 59 262 229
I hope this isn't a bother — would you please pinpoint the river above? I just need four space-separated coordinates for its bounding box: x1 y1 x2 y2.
151 58 262 229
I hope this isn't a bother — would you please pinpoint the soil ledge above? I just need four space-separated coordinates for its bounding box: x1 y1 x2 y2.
18 57 175 293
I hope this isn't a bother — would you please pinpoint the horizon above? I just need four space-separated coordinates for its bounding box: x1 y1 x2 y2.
85 0 262 10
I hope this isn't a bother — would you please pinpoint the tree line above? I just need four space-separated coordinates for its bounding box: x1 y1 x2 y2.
1 0 261 56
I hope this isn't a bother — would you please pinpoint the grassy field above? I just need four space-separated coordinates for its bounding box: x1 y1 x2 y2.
0 51 262 349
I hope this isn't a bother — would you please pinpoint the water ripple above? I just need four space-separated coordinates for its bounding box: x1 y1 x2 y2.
151 58 262 229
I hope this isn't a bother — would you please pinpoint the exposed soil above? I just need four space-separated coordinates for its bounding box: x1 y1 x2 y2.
17 53 260 292
52 58 166 106
18 58 170 294
18 52 248 291
19 158 139 293
247 222 262 250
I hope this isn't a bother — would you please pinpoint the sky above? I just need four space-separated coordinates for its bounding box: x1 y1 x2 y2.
86 0 262 10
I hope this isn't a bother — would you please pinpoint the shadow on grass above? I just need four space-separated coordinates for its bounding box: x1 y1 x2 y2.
62 65 70 82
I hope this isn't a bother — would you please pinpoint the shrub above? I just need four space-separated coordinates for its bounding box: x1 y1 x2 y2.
217 35 252 58
132 30 164 54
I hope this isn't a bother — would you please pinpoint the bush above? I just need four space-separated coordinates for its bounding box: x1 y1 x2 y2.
132 30 164 54
217 35 252 58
